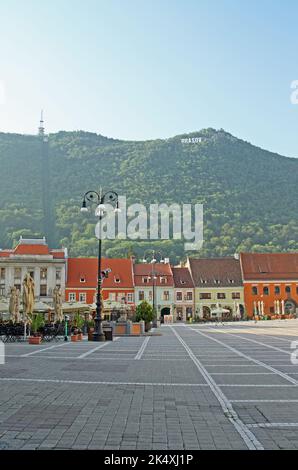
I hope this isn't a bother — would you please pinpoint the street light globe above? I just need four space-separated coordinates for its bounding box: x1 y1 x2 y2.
80 206 88 213
114 207 121 213
95 204 105 216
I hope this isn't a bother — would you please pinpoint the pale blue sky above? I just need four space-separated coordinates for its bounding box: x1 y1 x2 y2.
0 0 298 157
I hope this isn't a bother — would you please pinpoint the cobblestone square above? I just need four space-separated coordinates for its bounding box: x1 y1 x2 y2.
0 321 298 450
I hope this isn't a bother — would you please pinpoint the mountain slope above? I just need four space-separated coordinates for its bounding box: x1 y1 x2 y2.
0 128 297 263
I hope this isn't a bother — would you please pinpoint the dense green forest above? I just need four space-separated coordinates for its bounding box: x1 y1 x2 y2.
0 128 297 264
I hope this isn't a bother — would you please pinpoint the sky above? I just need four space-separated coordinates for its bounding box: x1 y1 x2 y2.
1 0 298 157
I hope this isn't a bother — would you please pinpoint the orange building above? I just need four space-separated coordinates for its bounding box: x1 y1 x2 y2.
240 253 298 318
66 258 135 306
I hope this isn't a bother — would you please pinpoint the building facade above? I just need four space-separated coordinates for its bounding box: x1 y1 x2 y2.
240 252 298 318
65 257 135 307
133 262 175 318
172 267 195 321
0 237 67 304
187 256 245 320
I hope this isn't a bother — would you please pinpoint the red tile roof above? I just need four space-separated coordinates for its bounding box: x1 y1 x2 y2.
189 257 243 287
0 239 65 259
240 253 298 281
172 267 194 288
0 251 12 257
67 258 134 288
133 263 174 286
14 244 50 255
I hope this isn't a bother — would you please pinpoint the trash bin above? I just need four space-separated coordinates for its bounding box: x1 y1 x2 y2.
104 327 113 341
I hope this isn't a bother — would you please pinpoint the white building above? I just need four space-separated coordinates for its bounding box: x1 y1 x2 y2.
0 237 67 304
133 262 175 319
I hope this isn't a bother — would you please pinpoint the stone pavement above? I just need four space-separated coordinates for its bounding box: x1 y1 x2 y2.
0 320 298 450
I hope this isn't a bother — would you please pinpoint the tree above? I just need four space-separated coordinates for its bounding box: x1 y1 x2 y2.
135 301 154 324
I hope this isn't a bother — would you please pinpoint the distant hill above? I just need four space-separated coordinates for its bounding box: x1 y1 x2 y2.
0 128 297 263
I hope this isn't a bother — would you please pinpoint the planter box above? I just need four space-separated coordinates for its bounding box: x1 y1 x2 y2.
77 333 83 341
29 336 42 345
71 335 78 342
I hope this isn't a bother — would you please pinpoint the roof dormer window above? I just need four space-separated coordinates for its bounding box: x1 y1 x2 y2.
114 277 121 283
214 279 220 285
200 279 207 284
180 280 186 285
80 277 86 283
160 276 167 284
228 279 235 284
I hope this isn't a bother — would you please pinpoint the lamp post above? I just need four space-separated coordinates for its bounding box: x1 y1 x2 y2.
81 189 120 341
142 250 164 323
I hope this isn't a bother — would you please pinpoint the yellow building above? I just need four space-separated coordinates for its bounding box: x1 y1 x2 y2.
186 256 245 320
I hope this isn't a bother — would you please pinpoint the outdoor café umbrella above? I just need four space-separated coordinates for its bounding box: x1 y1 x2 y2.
53 286 63 322
210 306 230 316
22 273 35 338
9 286 21 323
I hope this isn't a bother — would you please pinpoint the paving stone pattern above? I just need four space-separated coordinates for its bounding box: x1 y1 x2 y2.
0 321 298 449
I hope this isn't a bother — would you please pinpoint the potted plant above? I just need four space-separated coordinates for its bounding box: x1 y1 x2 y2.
135 301 154 332
28 313 44 345
74 313 85 340
87 319 95 341
71 326 79 342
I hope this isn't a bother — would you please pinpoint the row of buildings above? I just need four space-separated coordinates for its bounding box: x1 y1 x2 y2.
0 237 298 320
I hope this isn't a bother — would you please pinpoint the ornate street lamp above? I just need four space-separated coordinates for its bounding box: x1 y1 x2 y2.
81 189 120 341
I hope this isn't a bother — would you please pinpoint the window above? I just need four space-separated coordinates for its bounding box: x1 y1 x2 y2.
214 279 220 285
142 277 150 284
14 268 21 279
114 277 121 283
163 291 170 301
263 286 269 295
68 292 76 302
40 268 47 280
40 285 47 297
285 286 291 294
232 292 241 299
160 277 167 284
79 293 86 303
228 279 235 284
186 292 193 301
127 293 133 302
200 279 207 284
274 286 280 295
139 291 144 301
217 293 226 299
252 286 258 295
180 280 186 285
80 277 85 283
0 268 5 280
109 292 116 301
200 293 211 299
148 290 153 301
176 292 182 301
56 269 61 281
0 284 5 296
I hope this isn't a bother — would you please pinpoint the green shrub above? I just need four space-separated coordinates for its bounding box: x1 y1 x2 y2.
135 301 154 323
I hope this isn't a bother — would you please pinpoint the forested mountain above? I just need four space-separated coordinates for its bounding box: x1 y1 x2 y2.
0 128 297 264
